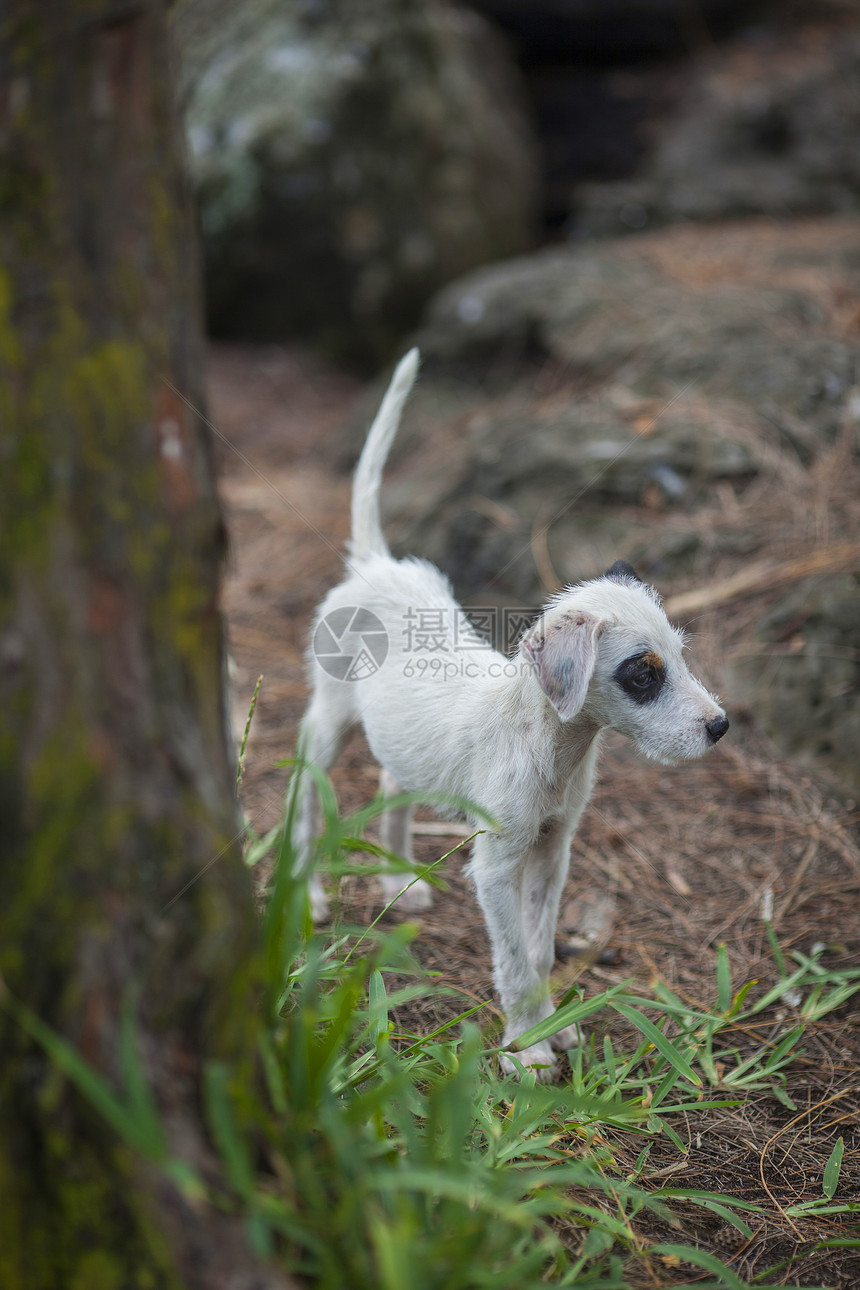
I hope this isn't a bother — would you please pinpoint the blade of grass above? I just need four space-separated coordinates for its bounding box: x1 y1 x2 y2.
652 1241 748 1289
236 672 263 789
611 1003 702 1088
823 1137 845 1200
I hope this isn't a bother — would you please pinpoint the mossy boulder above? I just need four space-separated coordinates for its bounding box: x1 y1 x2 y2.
175 0 538 365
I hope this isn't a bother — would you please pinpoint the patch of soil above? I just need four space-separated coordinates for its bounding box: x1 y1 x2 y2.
213 337 860 1288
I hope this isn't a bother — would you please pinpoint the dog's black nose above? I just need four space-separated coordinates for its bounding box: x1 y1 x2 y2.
706 715 729 744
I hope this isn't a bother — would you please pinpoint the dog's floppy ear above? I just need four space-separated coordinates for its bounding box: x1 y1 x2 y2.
521 609 602 720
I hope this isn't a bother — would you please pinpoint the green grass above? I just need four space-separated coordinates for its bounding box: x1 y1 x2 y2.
7 759 860 1289
231 765 860 1287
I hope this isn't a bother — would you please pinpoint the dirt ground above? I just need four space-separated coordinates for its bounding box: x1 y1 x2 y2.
211 340 860 1288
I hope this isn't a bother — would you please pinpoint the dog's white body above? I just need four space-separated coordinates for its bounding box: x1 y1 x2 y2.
296 349 728 1079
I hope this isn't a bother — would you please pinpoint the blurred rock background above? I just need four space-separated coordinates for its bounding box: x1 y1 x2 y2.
175 0 860 792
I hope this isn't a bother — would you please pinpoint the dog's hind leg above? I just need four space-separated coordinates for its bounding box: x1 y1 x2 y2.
377 767 434 912
293 686 356 922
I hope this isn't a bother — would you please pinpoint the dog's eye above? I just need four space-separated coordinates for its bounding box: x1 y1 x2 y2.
613 651 666 705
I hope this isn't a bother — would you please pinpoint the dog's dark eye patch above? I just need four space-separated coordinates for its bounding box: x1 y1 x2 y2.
614 650 666 705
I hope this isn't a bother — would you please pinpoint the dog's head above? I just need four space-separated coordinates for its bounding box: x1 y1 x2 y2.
520 561 728 764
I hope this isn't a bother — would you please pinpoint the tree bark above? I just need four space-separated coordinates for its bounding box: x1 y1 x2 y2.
0 4 292 1285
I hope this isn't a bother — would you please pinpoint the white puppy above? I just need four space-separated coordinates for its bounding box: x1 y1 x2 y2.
295 349 728 1080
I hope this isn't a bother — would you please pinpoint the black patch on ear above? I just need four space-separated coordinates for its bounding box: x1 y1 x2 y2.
604 560 643 585
614 651 666 705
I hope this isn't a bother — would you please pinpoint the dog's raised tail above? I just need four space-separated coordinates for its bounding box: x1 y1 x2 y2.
349 347 420 560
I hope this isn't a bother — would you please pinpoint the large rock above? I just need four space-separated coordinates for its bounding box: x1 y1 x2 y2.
347 218 860 786
357 219 856 593
749 576 860 793
573 21 860 236
175 0 538 365
465 0 754 57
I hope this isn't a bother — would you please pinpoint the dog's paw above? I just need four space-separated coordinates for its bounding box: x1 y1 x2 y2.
549 1023 582 1052
500 1042 559 1083
379 875 434 913
308 879 330 925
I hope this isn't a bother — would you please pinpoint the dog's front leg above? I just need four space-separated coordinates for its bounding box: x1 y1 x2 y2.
522 823 580 1053
470 832 560 1082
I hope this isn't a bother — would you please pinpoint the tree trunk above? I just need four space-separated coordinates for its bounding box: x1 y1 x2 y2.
0 4 291 1285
